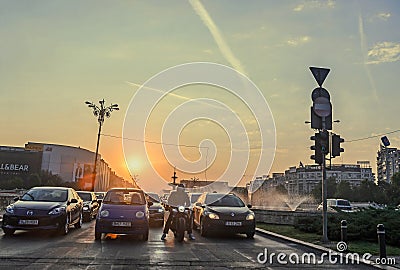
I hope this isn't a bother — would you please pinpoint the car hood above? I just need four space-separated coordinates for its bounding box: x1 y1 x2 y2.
100 203 147 218
13 200 64 210
149 202 163 210
206 206 250 215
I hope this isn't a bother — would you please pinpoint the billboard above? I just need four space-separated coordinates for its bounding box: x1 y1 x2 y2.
0 150 43 180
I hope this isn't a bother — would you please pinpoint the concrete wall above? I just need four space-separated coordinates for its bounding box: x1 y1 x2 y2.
253 209 320 225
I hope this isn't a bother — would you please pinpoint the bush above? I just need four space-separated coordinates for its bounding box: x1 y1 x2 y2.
294 209 400 246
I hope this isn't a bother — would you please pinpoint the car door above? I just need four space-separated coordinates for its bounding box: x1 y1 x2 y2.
193 194 204 226
70 189 80 223
91 192 99 215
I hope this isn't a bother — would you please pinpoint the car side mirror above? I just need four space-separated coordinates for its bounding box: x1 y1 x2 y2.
97 199 102 204
147 201 153 207
13 197 19 202
92 199 97 203
195 202 202 207
247 204 252 209
70 198 78 204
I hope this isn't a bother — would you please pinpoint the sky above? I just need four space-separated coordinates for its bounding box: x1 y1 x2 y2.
1 0 399 191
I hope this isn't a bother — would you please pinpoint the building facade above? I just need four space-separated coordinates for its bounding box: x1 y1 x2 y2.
248 161 375 195
0 142 131 191
377 144 400 183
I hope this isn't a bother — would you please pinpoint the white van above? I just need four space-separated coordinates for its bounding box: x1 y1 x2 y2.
317 199 352 211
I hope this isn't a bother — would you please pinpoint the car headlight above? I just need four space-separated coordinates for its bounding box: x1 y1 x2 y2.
100 210 109 217
208 212 219 219
48 206 66 215
83 206 89 211
157 208 164 213
246 213 255 220
136 211 145 218
5 205 14 214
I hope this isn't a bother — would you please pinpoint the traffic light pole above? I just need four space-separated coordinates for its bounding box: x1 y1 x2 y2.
321 118 329 243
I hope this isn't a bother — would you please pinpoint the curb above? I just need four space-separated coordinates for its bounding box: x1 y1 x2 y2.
256 227 399 270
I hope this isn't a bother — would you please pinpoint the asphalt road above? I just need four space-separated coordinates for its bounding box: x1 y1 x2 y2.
0 220 377 269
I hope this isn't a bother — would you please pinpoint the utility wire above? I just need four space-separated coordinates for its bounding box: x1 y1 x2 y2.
101 134 209 149
346 129 400 143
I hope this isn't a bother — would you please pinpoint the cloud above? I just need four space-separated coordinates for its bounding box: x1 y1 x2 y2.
293 0 335 12
367 42 400 64
189 0 246 74
287 36 310 46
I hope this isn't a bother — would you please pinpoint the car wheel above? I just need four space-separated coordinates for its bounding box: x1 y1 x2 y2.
3 228 15 236
246 231 255 239
75 212 83 229
142 231 149 241
59 215 69 235
95 229 102 240
200 218 208 237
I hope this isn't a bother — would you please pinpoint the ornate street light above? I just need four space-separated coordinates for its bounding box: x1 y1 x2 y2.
85 99 119 191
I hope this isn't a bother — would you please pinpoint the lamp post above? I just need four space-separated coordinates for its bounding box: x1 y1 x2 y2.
85 99 119 191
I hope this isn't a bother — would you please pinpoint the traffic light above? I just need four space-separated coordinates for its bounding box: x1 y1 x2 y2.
310 133 322 164
331 134 344 157
310 131 329 165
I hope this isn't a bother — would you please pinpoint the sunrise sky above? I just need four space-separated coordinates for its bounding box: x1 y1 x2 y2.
1 1 399 189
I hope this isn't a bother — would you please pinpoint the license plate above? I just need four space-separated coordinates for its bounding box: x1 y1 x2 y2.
112 221 131 227
225 221 242 226
19 219 39 225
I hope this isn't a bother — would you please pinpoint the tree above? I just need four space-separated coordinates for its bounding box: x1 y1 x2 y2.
310 177 337 202
334 181 353 200
391 172 400 187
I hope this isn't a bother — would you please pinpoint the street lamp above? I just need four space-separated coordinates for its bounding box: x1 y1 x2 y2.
85 99 119 191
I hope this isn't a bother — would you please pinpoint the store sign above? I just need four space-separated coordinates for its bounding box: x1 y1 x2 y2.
0 163 29 172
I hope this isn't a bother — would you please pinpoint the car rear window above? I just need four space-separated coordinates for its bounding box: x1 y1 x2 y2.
77 192 92 202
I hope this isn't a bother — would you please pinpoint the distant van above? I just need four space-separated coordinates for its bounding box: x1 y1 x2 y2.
317 199 352 211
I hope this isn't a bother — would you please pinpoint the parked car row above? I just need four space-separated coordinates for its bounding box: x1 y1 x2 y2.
2 187 256 241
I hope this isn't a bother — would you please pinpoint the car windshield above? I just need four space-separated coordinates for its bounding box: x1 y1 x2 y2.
146 193 160 203
207 194 245 207
77 192 92 202
190 194 201 204
95 192 105 199
103 191 145 205
21 189 68 202
337 200 350 206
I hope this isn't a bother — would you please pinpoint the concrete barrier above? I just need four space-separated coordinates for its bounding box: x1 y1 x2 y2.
253 208 320 225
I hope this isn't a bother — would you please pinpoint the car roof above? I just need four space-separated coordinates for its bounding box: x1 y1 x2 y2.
107 188 143 192
30 186 70 190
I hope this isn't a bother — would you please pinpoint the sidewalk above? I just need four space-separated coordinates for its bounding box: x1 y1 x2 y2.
256 227 399 270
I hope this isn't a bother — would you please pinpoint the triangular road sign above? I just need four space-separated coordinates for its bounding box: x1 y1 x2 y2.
310 67 330 87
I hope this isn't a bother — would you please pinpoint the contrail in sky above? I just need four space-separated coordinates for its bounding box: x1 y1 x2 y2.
189 0 247 75
358 13 379 102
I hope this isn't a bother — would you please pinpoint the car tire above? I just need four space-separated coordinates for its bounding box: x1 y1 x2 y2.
246 231 255 239
75 212 83 229
3 228 15 236
142 231 149 241
95 229 102 240
59 215 69 235
200 218 208 237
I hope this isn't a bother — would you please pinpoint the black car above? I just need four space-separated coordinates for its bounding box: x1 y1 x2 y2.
193 193 255 238
145 192 165 227
77 191 100 222
2 186 83 236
